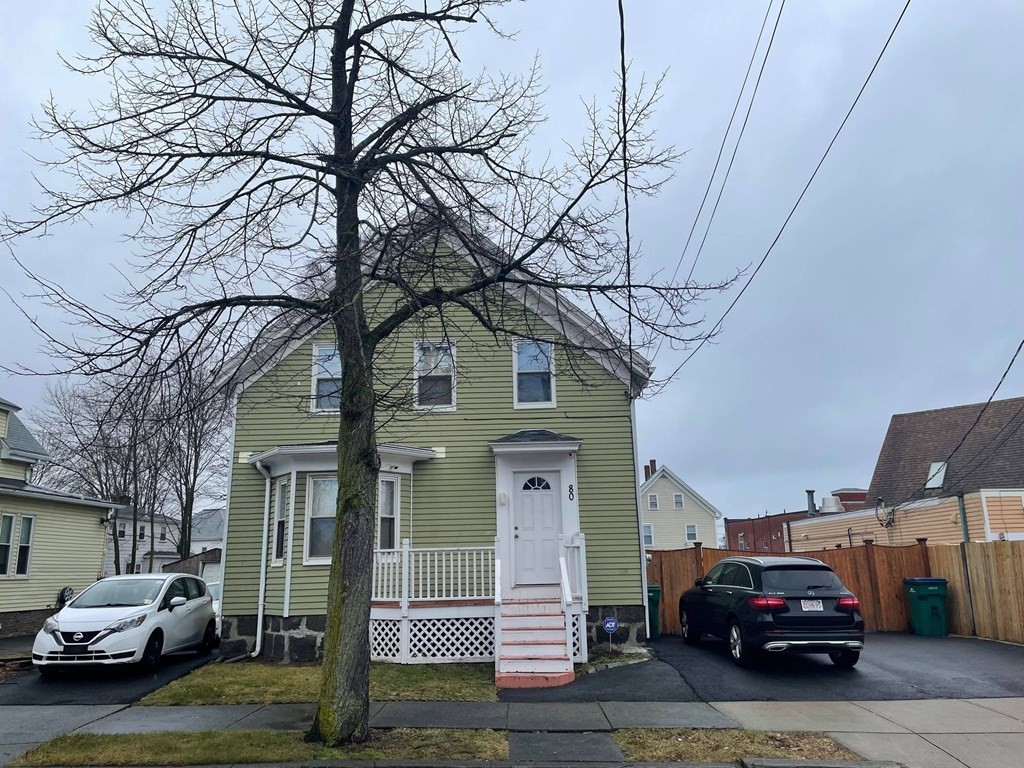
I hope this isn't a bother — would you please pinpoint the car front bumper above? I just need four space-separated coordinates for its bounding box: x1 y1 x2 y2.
32 630 146 667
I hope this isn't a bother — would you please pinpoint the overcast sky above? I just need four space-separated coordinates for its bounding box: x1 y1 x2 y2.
2 1 1023 519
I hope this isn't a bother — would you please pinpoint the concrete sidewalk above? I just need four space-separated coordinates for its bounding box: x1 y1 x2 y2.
4 697 1024 767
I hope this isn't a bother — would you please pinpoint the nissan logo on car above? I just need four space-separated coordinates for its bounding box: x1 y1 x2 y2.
73 633 83 642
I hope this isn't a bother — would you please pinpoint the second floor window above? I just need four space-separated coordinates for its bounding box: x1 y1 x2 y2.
139 525 146 541
674 493 685 509
415 342 455 409
312 344 342 411
514 340 555 407
159 526 167 542
117 522 126 539
648 493 658 510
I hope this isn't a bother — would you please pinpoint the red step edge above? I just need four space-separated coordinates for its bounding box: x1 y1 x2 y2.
495 671 576 689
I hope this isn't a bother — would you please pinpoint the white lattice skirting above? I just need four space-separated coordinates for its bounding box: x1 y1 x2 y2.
370 610 586 664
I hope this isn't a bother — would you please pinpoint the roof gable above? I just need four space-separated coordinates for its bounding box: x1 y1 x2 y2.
866 396 1024 504
640 465 722 519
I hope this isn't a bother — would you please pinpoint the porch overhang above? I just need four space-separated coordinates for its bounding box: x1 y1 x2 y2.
488 429 582 455
249 441 436 475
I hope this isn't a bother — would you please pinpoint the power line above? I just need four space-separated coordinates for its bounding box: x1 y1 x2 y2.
668 0 914 377
617 0 634 397
651 0 778 361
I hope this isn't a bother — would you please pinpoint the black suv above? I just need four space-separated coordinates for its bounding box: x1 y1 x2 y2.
679 556 865 668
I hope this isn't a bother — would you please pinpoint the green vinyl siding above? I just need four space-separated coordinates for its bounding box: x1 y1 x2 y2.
223 295 642 616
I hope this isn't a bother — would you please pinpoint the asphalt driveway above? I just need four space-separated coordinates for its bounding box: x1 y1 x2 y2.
0 651 212 706
500 633 1024 703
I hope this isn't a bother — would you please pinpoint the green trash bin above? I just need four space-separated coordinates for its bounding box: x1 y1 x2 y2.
647 584 662 641
903 577 948 637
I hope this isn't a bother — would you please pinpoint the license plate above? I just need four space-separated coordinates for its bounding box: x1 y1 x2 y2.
62 644 89 655
801 599 824 612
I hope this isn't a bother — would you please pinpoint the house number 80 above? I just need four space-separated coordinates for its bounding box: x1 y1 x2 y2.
568 485 575 500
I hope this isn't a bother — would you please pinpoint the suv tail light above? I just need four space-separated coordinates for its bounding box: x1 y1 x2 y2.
836 596 860 612
748 596 787 611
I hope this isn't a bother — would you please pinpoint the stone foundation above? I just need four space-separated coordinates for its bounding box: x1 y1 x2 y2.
586 605 647 645
221 614 325 663
0 608 54 639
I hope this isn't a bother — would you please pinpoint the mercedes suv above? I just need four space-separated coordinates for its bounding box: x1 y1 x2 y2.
678 556 865 668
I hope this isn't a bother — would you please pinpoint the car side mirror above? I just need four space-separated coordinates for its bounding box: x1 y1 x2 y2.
169 596 187 610
694 577 703 587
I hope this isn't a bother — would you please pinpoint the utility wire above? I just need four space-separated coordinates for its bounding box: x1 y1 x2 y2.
618 0 634 397
651 0 777 362
668 0 914 378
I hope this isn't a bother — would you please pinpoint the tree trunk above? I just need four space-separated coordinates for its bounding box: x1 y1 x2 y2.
111 519 121 575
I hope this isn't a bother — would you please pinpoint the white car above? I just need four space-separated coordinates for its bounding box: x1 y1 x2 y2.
32 573 217 676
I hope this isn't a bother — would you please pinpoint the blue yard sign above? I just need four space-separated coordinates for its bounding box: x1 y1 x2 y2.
602 616 618 651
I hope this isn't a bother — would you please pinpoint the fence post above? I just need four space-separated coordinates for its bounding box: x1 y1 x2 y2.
863 539 884 631
916 538 931 577
959 541 977 636
693 541 704 579
401 538 411 618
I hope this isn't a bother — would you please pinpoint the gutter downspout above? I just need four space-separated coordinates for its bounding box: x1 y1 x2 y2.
252 459 273 658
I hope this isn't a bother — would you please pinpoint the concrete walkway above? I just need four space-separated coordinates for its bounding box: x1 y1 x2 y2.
3 698 1023 767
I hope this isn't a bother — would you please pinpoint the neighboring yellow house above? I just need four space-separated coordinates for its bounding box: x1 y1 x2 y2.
789 397 1024 551
0 396 118 638
638 460 721 549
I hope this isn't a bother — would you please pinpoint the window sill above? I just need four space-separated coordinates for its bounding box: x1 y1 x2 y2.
309 409 341 416
413 405 457 413
513 401 557 410
302 558 332 566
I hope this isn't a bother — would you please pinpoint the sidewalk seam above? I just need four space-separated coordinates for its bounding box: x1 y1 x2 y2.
847 702 970 767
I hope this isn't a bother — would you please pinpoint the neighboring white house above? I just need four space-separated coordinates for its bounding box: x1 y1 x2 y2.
638 460 721 549
102 511 182 576
189 506 225 582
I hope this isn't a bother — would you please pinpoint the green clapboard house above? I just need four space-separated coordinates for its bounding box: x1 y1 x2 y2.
219 225 652 688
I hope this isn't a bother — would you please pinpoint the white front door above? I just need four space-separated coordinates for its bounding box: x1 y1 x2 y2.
513 471 562 585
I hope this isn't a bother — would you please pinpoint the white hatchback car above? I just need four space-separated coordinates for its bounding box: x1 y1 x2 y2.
32 573 217 676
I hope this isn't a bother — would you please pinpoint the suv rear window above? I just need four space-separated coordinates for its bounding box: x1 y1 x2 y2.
762 566 841 591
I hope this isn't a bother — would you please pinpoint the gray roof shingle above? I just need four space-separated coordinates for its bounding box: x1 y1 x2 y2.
2 412 49 461
866 396 1024 505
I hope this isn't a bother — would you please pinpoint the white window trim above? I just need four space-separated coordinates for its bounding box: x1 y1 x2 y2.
271 477 290 567
685 523 698 542
413 340 457 412
304 473 337 565
648 493 659 510
377 474 401 550
674 493 685 509
14 514 35 577
512 338 557 409
310 342 342 414
0 512 14 578
642 523 654 547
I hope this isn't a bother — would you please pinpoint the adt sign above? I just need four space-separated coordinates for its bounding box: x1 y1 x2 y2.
602 616 619 634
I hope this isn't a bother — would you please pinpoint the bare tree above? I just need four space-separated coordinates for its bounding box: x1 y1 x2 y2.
4 0 731 744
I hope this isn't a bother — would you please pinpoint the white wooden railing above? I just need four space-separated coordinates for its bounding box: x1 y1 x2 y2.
372 540 496 612
561 532 588 610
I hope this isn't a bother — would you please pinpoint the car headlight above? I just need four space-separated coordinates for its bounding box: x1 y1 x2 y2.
104 614 147 633
42 616 59 634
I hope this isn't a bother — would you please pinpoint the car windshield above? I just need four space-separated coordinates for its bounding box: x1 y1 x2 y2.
207 583 221 600
762 567 840 591
71 578 165 608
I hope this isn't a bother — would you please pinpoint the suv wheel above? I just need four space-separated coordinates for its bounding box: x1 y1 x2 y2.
197 621 216 655
829 649 860 669
681 609 701 645
139 633 163 674
728 620 756 667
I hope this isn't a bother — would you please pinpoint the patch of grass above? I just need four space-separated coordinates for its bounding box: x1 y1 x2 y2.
613 729 861 763
12 728 508 767
140 660 496 705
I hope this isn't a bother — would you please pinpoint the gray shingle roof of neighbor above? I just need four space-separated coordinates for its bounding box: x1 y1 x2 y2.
866 395 1024 505
192 507 225 540
491 429 582 443
2 411 49 462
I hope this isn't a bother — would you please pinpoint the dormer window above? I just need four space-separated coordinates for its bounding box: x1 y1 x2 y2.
925 461 947 489
514 340 555 408
415 342 455 410
312 344 342 411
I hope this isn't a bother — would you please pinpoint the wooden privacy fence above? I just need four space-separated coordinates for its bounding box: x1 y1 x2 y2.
648 539 1024 644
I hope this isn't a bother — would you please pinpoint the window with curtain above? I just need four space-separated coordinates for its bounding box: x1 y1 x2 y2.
415 342 455 408
273 479 290 564
312 345 342 411
307 476 338 561
0 514 13 574
378 478 397 549
514 340 554 406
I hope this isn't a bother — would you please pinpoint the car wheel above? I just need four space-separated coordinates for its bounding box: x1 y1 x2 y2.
829 649 860 669
728 620 757 667
681 609 701 645
139 633 163 674
197 621 216 655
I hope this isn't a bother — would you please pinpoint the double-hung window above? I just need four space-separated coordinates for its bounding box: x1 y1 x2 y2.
159 526 167 542
648 493 659 510
0 514 13 575
378 477 398 550
139 525 146 541
312 344 342 412
685 524 698 542
306 476 338 563
642 523 654 547
674 493 685 509
415 342 455 409
15 516 34 575
272 478 290 566
117 522 126 539
514 340 555 407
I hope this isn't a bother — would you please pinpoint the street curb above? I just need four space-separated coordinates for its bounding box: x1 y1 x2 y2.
31 761 901 768
741 760 902 768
